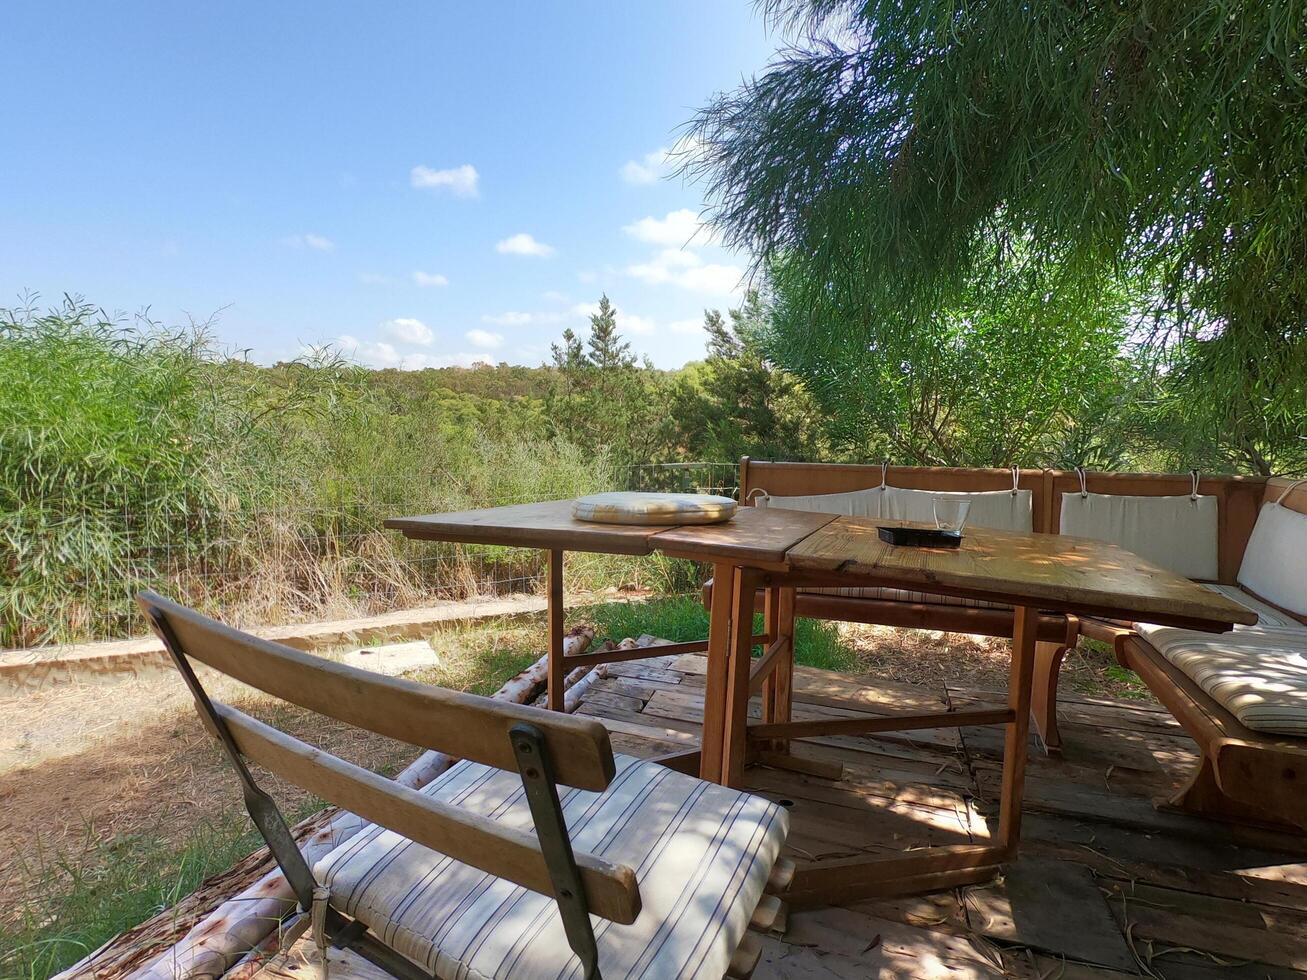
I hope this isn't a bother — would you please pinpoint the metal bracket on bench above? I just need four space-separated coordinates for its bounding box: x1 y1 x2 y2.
511 722 601 980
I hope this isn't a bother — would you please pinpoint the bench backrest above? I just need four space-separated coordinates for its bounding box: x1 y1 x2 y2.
741 459 1272 585
1046 471 1266 584
741 460 1047 532
1238 479 1307 618
137 590 641 927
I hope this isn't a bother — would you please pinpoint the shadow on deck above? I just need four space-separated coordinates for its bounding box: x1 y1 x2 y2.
269 652 1307 979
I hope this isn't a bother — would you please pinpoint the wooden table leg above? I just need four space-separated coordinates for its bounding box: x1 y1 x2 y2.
546 549 565 711
699 562 737 781
998 604 1038 858
771 587 796 753
760 585 781 724
721 566 761 787
759 585 796 754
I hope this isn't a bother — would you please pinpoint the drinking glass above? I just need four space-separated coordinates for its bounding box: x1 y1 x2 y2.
932 496 971 532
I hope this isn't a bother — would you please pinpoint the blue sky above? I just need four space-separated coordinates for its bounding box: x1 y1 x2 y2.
1 3 777 369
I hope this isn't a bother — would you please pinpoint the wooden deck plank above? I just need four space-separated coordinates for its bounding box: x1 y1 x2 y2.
962 858 1137 971
246 656 1307 980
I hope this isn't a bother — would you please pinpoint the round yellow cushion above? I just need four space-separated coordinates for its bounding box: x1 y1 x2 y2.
571 492 737 526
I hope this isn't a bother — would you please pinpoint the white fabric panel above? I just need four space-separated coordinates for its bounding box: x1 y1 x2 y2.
884 487 1034 532
765 485 886 518
1238 502 1307 617
1059 492 1219 580
314 755 789 980
1138 626 1307 737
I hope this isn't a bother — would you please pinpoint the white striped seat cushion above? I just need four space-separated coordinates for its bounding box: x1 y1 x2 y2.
1133 624 1307 737
313 755 789 980
798 585 1009 611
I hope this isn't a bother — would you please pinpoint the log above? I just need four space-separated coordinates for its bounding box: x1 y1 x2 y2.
59 628 598 980
395 628 594 789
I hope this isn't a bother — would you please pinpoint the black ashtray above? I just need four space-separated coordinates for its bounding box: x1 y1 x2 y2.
877 525 963 548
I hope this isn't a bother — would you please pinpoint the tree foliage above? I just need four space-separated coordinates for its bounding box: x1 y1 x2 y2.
670 290 821 462
688 0 1307 474
546 295 673 466
767 259 1142 467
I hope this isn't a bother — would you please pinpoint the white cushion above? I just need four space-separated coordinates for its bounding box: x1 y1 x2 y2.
1137 626 1307 737
884 487 1033 532
1238 502 1307 617
1059 492 1219 580
313 755 789 980
572 492 737 526
765 486 886 518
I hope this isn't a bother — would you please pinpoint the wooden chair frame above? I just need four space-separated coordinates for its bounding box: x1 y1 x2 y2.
138 591 640 980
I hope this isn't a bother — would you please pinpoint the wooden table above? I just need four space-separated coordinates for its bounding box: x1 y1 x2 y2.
387 501 1254 902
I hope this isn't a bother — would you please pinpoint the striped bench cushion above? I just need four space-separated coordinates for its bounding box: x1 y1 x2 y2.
1136 625 1307 737
799 585 1009 611
313 755 789 980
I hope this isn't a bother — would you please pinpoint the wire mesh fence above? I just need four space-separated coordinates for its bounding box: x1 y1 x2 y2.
7 462 740 650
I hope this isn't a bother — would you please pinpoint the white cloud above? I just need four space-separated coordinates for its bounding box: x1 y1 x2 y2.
577 270 598 284
620 149 667 185
623 314 657 335
283 232 335 251
382 317 434 346
669 317 705 335
619 137 704 185
482 311 533 327
496 232 555 257
622 208 718 247
542 290 570 304
410 163 480 197
466 329 504 349
412 270 449 287
335 335 491 370
626 249 743 295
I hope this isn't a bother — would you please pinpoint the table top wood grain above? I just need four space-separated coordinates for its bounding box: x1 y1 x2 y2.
651 506 838 565
785 518 1256 631
384 499 665 555
388 502 1254 632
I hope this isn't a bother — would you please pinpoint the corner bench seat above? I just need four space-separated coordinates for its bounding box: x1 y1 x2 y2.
1137 620 1307 738
314 754 790 980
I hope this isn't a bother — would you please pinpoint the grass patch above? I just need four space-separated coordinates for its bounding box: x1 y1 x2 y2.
579 595 859 672
1 813 271 980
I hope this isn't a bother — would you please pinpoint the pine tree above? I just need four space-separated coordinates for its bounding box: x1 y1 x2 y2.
584 295 634 370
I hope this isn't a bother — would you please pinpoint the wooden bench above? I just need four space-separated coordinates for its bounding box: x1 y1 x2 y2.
720 461 1307 830
139 591 791 980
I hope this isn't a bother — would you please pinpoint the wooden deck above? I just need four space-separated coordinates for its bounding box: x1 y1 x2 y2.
265 652 1307 978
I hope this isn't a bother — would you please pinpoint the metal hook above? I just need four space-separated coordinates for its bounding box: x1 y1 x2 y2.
1190 469 1200 502
1076 467 1088 499
1011 465 1020 496
880 459 889 489
747 487 771 509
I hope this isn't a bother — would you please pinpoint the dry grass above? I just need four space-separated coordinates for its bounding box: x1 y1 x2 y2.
837 623 1150 700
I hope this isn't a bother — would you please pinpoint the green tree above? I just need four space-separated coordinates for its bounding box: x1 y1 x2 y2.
546 295 673 466
671 290 820 462
688 0 1307 474
766 258 1139 467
